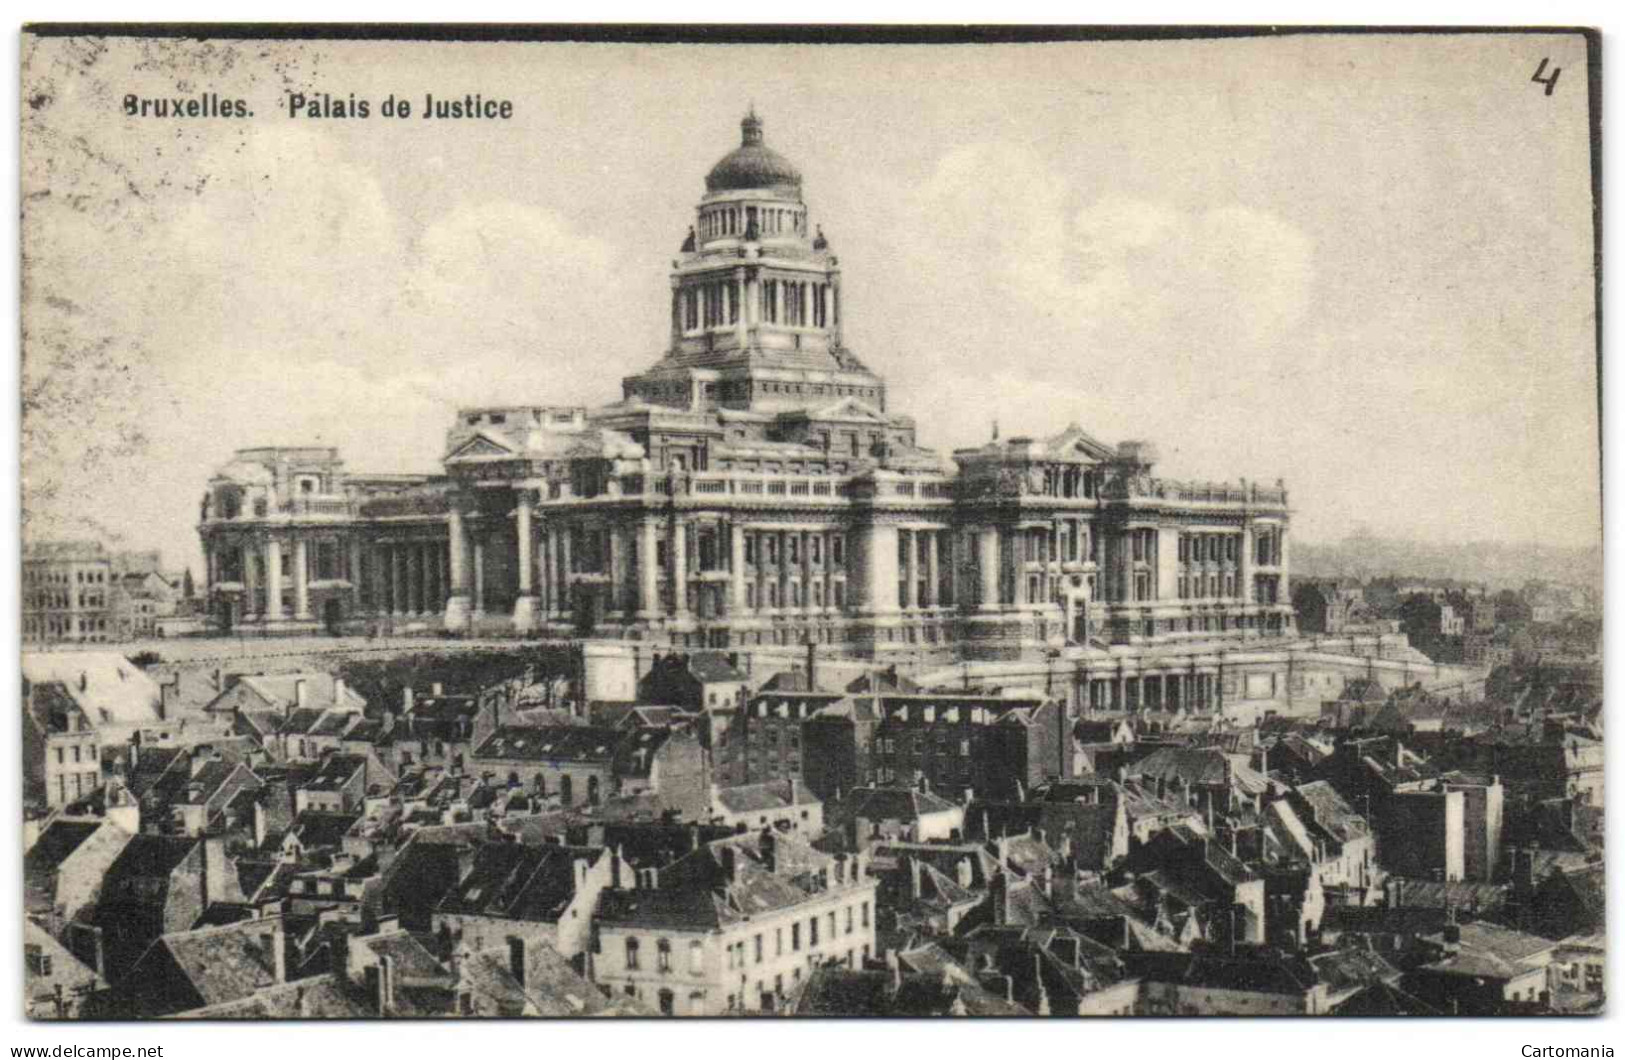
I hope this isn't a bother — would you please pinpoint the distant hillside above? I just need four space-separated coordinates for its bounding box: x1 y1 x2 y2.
1292 533 1602 591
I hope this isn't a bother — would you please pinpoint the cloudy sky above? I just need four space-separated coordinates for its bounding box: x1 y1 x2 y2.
21 32 1598 574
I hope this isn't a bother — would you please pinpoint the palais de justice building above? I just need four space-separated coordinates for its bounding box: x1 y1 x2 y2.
199 112 1296 673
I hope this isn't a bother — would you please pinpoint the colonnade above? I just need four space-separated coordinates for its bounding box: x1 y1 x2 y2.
1083 670 1221 713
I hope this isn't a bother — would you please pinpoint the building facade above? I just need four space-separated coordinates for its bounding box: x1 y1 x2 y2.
199 112 1295 664
23 541 114 644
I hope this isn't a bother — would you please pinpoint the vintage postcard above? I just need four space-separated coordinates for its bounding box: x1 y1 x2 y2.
18 26 1602 1022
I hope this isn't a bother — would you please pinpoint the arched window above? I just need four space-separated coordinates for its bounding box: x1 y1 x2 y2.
625 937 641 970
657 938 672 972
561 774 573 805
532 773 547 797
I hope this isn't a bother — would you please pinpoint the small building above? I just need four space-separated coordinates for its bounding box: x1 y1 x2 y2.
24 917 106 1019
592 831 878 1016
710 779 824 834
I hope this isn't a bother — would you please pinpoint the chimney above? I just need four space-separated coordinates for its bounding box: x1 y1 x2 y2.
885 949 901 992
402 686 415 713
260 921 287 984
853 815 873 852
159 676 177 722
719 845 738 882
213 668 223 693
293 679 307 714
203 836 234 904
508 937 526 987
1034 953 1051 1016
573 857 589 893
377 953 397 1017
333 677 346 708
79 671 88 692
432 682 444 696
760 828 778 874
909 857 923 900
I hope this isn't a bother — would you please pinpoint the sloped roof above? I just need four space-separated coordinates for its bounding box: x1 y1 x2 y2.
1334 981 1441 1016
1130 746 1270 795
146 919 291 1011
687 652 748 683
1291 780 1370 843
26 820 102 874
843 786 961 823
22 652 162 729
287 811 362 851
473 725 623 764
234 673 367 714
435 843 601 923
715 779 822 814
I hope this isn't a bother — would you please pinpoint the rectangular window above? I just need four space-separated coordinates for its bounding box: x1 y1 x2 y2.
861 902 870 928
754 934 763 964
791 923 800 951
810 917 819 947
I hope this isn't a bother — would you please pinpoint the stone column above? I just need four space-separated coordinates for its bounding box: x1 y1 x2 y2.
473 537 486 617
800 530 814 614
608 525 626 614
292 538 310 619
978 528 1000 610
925 530 940 608
1239 522 1254 606
543 529 557 617
734 267 749 348
409 543 424 614
557 528 572 618
1278 526 1291 604
671 519 690 619
731 522 748 615
243 542 260 619
512 493 539 632
390 546 405 617
444 509 471 630
902 529 918 611
348 538 363 610
638 519 660 619
855 523 899 614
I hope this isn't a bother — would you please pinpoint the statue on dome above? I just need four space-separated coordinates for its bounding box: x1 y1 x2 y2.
813 225 828 251
680 226 695 252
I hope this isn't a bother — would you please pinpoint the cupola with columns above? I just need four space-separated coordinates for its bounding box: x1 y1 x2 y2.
623 110 886 415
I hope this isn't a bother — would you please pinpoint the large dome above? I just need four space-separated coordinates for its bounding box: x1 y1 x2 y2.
705 111 802 193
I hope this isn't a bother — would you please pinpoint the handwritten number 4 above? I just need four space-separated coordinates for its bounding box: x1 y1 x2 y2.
1532 58 1561 96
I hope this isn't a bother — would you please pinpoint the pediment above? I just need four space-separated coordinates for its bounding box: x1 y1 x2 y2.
445 431 518 462
807 396 890 424
1047 423 1117 461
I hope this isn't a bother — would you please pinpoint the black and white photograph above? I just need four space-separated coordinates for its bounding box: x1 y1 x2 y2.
14 23 1605 1027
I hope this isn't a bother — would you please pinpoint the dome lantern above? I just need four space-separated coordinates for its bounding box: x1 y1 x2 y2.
705 110 803 194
